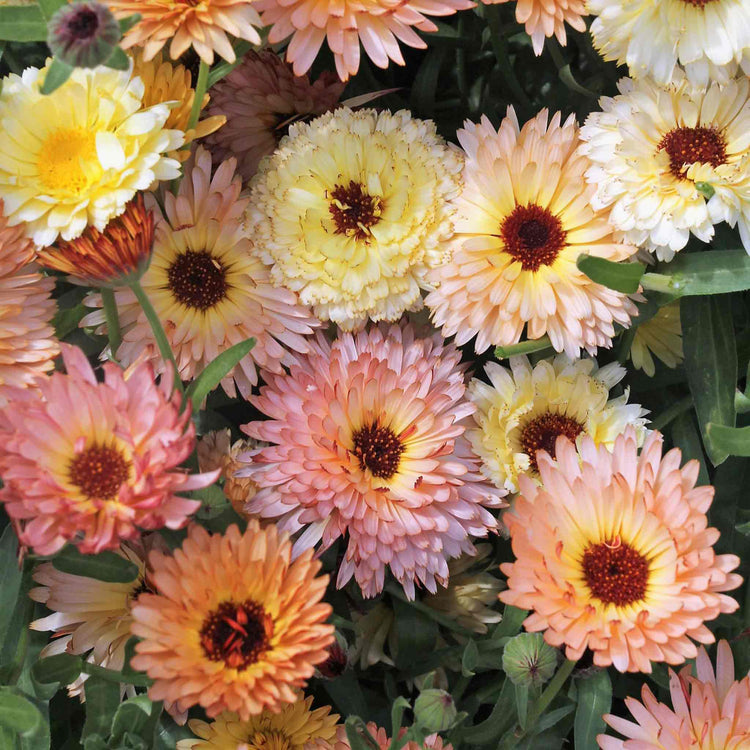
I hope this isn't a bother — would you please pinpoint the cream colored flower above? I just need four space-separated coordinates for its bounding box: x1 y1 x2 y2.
629 303 683 377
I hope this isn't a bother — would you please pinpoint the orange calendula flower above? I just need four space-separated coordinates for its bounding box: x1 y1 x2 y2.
37 194 154 286
129 522 334 720
106 0 262 65
0 344 215 555
599 640 750 748
500 428 742 673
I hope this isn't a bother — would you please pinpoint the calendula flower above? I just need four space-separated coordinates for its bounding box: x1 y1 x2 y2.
47 0 121 69
425 110 638 358
0 344 215 556
588 0 750 88
129 523 334 720
106 0 262 65
82 147 320 398
500 428 742 673
486 0 587 55
177 696 346 749
247 108 463 330
239 324 504 599
629 303 683 377
29 540 151 698
579 76 750 260
337 723 452 750
0 61 183 248
206 50 345 183
599 640 750 749
37 194 154 286
424 545 503 634
131 50 226 163
467 355 648 494
0 204 58 406
257 0 473 81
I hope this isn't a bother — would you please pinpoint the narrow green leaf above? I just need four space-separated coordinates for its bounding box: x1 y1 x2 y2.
0 527 22 645
534 704 576 733
36 0 67 20
344 717 380 750
82 676 121 740
460 678 516 744
117 13 141 34
110 695 157 742
389 696 411 739
495 338 552 360
185 338 255 410
576 255 645 294
52 546 139 583
461 640 479 677
492 605 528 639
681 295 736 466
207 39 256 86
705 424 750 457
574 670 612 750
671 412 709 486
39 58 74 96
392 597 437 670
31 654 83 688
411 47 445 119
650 250 750 297
0 690 43 736
0 7 47 42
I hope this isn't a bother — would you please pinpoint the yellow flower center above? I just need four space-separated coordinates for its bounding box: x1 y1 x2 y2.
658 126 727 179
519 412 584 473
247 731 292 750
167 250 228 310
352 422 404 479
329 181 383 240
68 442 131 500
37 127 99 196
500 204 567 272
582 536 649 606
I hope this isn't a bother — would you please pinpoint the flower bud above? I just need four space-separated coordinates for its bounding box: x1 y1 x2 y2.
502 633 559 688
47 1 121 69
315 632 349 680
414 689 458 733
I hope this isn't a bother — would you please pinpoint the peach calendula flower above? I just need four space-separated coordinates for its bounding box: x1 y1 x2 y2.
425 110 638 359
257 0 473 81
599 640 750 748
206 50 345 183
29 540 152 698
37 194 154 286
629 302 683 377
177 697 346 749
129 522 334 720
0 344 215 556
467 355 648 494
500 428 742 673
82 147 320 398
238 323 505 599
485 0 587 55
0 203 58 406
247 108 463 330
131 50 226 163
106 0 262 65
337 723 452 750
0 61 183 248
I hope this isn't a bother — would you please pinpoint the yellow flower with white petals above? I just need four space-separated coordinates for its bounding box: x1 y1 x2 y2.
0 61 183 247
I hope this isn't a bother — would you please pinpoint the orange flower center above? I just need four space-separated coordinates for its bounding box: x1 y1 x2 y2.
352 422 404 479
200 600 273 671
582 537 649 606
500 204 567 271
68 443 131 500
520 412 584 473
658 126 727 179
329 181 383 240
168 250 227 310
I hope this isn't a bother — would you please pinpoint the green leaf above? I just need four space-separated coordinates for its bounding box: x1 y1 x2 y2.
392 597 437 670
574 670 612 750
104 46 130 71
681 295 736 466
492 605 528 639
0 7 47 42
494 338 552 360
82 676 121 740
460 678 516 745
389 696 410 739
534 704 576 734
117 13 141 34
0 689 43 736
111 696 161 744
344 717 381 750
411 47 446 119
36 0 67 20
52 546 139 583
0 527 22 646
671 412 709 486
705 424 750 457
31 654 82 688
185 338 255 410
52 302 88 340
39 58 74 96
207 39 256 87
461 639 479 677
644 250 750 297
576 255 645 294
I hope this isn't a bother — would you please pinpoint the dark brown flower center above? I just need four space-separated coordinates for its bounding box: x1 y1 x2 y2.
65 7 100 39
68 443 131 500
352 422 404 479
329 181 383 240
200 600 273 671
582 538 649 606
659 126 727 179
520 412 584 473
168 250 227 311
501 204 567 272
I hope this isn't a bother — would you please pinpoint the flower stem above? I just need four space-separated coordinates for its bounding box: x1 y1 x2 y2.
484 5 530 110
100 287 122 359
129 279 184 394
81 661 153 688
523 658 576 732
187 58 210 134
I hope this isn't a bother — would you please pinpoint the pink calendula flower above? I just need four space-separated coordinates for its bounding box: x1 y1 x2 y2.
599 640 750 748
0 344 217 555
500 428 742 673
238 324 505 599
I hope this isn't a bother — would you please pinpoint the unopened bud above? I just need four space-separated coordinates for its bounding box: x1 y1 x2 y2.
414 689 458 732
47 1 121 69
315 633 349 680
502 632 558 688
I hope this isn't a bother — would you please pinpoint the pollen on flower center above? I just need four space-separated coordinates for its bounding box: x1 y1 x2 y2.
200 599 273 671
68 443 131 500
500 204 567 271
167 250 228 310
582 537 649 606
520 412 584 473
328 181 383 240
37 128 99 195
658 126 727 179
352 422 404 479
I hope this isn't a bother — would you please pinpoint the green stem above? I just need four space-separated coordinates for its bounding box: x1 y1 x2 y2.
129 280 184 394
524 658 576 732
81 662 153 688
495 336 552 360
100 288 122 359
650 395 693 431
187 59 210 134
641 272 677 295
